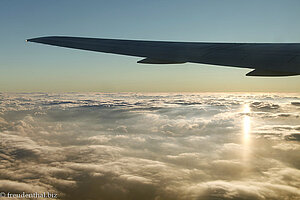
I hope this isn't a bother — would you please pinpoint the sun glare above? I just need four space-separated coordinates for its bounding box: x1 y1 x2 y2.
243 115 251 140
242 104 252 163
243 104 251 113
243 104 251 140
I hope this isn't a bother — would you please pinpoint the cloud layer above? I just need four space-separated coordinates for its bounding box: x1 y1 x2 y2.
0 93 299 199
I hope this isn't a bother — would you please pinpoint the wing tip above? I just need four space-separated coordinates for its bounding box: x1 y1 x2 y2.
26 37 40 43
26 38 36 43
26 36 55 43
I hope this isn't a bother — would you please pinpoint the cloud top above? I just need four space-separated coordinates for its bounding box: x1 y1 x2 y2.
0 93 299 199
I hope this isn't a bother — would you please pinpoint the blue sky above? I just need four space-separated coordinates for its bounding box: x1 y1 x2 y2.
1 0 300 92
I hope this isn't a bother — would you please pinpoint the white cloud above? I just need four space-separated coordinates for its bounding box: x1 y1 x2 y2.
0 93 299 199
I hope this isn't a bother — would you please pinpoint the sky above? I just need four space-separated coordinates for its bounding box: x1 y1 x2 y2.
0 0 300 92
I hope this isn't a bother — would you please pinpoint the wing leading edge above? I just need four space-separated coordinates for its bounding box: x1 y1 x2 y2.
27 36 300 76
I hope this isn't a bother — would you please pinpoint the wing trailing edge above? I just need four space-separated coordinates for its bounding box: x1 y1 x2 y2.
246 69 299 76
137 58 186 64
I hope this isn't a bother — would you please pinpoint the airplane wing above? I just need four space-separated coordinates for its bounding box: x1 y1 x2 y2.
27 36 300 76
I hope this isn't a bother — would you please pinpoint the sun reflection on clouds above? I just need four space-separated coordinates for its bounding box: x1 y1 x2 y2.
243 116 251 140
243 104 251 114
243 104 251 141
242 103 252 164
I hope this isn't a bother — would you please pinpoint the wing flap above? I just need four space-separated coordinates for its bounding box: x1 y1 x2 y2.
246 69 300 76
137 58 186 64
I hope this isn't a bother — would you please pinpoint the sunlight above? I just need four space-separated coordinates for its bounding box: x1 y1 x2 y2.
243 116 251 140
243 104 251 113
242 104 252 163
243 104 251 140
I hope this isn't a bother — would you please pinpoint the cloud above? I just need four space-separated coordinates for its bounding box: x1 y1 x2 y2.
285 134 300 141
291 102 300 106
250 101 280 111
0 180 50 193
0 93 299 199
184 180 300 200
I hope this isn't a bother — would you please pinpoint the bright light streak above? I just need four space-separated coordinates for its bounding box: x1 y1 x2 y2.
242 104 252 163
243 116 251 140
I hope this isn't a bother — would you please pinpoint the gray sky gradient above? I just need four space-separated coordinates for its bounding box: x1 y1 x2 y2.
0 0 300 92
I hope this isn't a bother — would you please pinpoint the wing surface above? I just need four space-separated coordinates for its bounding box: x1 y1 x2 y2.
27 36 300 76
